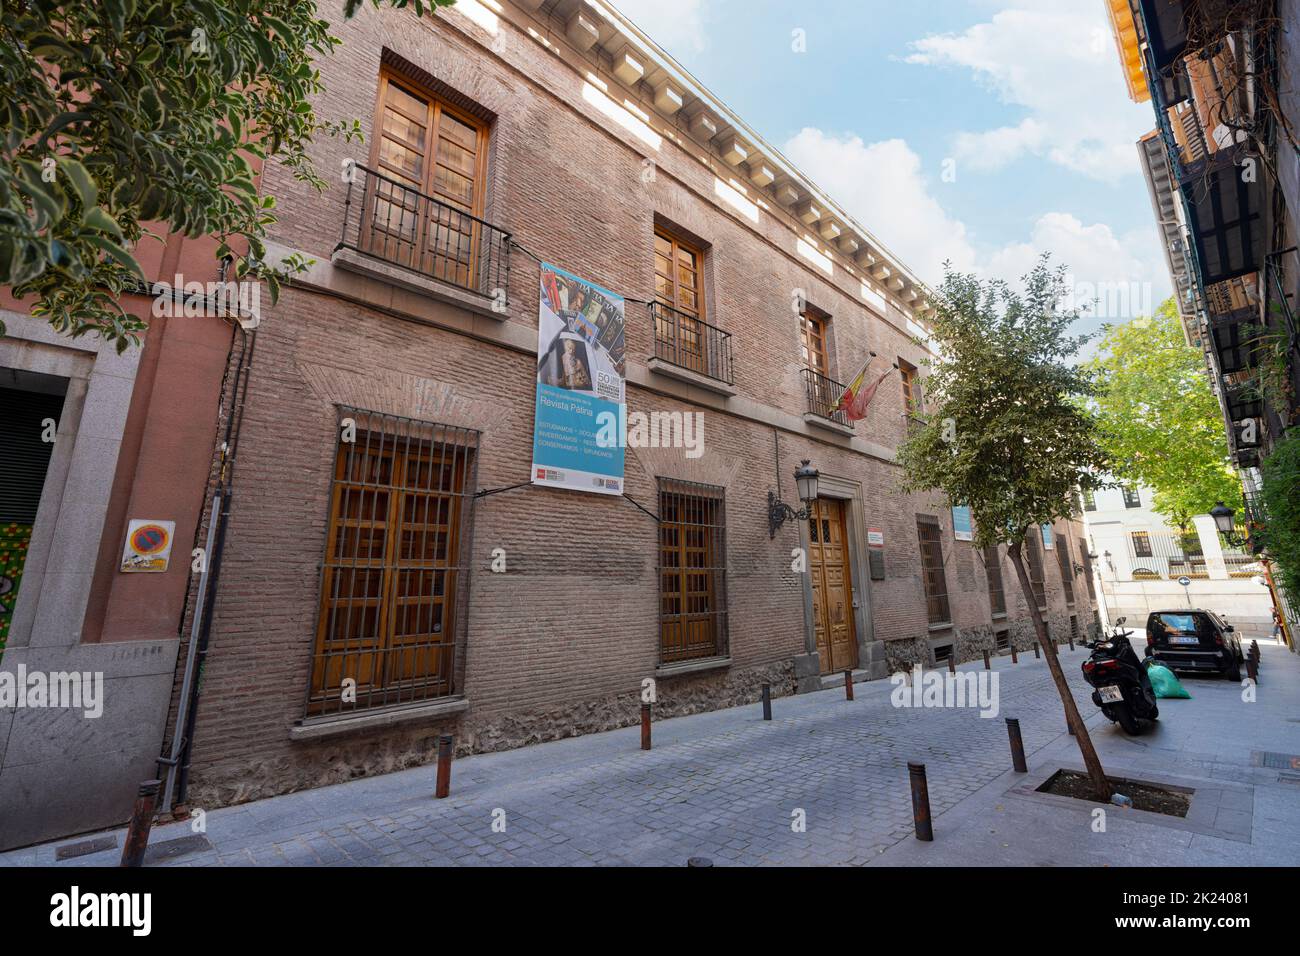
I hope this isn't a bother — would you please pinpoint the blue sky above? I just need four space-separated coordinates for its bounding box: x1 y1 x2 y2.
612 0 1169 337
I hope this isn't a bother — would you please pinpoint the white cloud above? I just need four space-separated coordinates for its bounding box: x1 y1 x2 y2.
905 1 1153 182
781 128 978 282
780 129 1168 324
611 0 711 56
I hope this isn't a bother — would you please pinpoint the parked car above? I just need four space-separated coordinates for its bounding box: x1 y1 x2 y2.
1144 609 1244 680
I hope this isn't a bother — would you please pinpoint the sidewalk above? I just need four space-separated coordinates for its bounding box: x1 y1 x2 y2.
3 641 1296 867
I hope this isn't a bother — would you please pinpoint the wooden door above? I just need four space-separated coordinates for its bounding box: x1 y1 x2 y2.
808 498 858 674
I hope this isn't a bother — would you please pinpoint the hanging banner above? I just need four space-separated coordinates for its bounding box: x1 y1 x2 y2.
531 263 627 495
951 505 973 542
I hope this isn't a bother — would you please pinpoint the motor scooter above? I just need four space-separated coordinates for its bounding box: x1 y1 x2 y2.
1081 617 1159 735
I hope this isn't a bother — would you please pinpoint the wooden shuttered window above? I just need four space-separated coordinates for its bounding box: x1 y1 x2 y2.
917 519 951 625
308 409 478 715
800 307 829 374
367 70 490 289
653 228 712 376
657 479 728 664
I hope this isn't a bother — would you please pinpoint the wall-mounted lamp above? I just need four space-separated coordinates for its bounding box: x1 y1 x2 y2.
768 460 820 539
1210 501 1247 548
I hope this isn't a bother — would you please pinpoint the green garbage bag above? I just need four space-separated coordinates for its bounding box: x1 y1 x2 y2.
1145 661 1191 699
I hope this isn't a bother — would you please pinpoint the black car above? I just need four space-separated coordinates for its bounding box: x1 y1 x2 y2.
1144 609 1244 680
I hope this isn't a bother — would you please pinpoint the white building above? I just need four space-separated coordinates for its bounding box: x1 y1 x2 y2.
1082 483 1275 639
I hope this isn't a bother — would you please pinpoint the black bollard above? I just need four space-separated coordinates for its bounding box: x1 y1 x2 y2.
844 670 854 701
1032 642 1041 659
120 780 161 867
1005 718 1028 773
761 683 772 721
435 734 454 799
908 762 934 841
641 702 652 750
947 653 956 675
1010 643 1019 664
983 650 991 670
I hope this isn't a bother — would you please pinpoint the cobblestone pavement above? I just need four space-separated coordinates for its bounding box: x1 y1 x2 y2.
4 642 1296 867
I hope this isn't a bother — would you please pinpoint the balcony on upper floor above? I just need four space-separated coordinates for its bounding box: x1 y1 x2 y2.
647 301 735 396
334 162 511 315
801 367 853 434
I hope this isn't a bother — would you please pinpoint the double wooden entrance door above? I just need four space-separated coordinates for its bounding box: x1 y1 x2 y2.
808 497 859 674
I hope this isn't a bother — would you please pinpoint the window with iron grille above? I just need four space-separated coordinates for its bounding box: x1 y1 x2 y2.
1131 530 1153 558
1026 532 1046 610
658 479 728 664
1056 530 1076 604
306 407 479 716
1122 485 1142 508
984 544 1006 616
917 519 950 625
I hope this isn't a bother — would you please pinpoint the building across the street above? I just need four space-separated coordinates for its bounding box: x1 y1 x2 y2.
1106 0 1300 648
0 0 1097 848
1081 482 1275 638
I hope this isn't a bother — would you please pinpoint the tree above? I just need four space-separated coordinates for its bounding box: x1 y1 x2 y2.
1 0 450 348
898 257 1114 800
1086 298 1242 530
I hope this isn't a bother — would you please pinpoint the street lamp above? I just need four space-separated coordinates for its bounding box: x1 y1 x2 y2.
768 460 820 538
1210 500 1247 548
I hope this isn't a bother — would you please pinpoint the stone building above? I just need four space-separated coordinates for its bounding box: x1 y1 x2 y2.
160 0 1097 808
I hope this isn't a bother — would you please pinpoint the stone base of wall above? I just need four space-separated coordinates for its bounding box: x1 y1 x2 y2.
883 635 933 673
952 624 996 664
187 659 794 810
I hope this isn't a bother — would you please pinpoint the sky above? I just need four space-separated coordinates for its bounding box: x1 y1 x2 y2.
610 0 1170 340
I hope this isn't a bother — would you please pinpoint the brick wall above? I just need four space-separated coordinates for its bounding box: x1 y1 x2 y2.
176 1 1095 805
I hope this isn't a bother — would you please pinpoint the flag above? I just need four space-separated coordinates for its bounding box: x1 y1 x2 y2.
834 357 895 422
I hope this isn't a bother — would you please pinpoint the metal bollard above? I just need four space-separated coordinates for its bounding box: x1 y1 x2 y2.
1005 718 1028 773
983 650 991 670
908 762 934 841
1068 634 1075 651
120 780 161 867
1033 642 1041 659
844 670 854 701
761 683 772 721
641 702 652 750
1010 643 1019 664
435 734 454 799
947 654 956 675
1246 656 1258 684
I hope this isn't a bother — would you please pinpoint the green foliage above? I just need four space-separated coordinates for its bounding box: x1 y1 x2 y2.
897 256 1109 549
1085 298 1242 529
0 0 450 348
1260 430 1300 610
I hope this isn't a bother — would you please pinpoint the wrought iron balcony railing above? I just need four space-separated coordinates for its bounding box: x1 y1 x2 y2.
336 162 510 303
802 367 852 428
650 301 734 385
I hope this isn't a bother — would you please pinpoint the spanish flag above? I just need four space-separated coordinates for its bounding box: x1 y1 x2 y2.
833 355 895 422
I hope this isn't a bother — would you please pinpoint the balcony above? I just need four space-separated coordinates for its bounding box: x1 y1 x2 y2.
647 301 735 395
802 367 853 434
334 162 510 315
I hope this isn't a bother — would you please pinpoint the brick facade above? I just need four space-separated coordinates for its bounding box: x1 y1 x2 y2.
174 0 1096 807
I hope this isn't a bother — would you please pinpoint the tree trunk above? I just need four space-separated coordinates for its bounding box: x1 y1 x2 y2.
1007 536 1112 801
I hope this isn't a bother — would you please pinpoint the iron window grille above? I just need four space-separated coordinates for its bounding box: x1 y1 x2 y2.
657 478 729 665
305 406 480 717
650 300 735 385
1056 532 1076 605
984 544 1006 616
917 519 951 625
1026 532 1047 610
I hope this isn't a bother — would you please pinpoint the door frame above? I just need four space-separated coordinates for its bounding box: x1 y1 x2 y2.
797 473 884 683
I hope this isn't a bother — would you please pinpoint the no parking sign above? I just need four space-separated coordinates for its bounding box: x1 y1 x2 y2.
120 519 175 572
